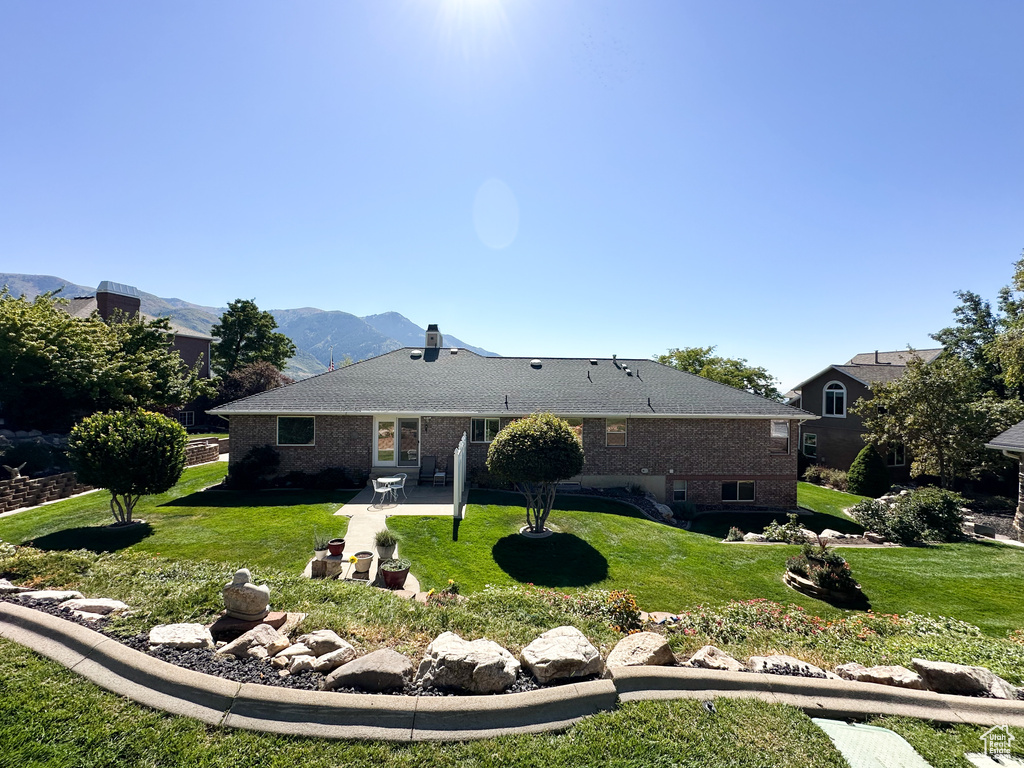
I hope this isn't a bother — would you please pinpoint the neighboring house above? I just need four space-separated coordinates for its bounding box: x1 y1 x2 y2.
64 281 215 427
210 326 816 508
786 349 942 474
984 421 1024 531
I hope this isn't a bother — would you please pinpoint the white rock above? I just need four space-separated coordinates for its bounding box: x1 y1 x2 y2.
16 590 84 603
835 662 924 690
218 624 291 658
271 655 289 669
296 630 354 658
748 654 826 678
71 610 107 622
273 642 313 660
688 645 746 673
742 533 767 542
59 598 128 615
606 632 675 668
312 646 357 673
148 623 214 650
911 658 1017 699
0 578 28 595
289 654 317 674
247 646 269 661
416 631 521 693
323 649 414 692
520 626 604 684
818 529 846 540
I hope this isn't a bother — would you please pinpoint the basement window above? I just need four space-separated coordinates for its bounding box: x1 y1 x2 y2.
722 481 755 502
278 416 315 446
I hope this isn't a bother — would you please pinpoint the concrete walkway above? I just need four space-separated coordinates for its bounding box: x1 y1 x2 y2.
321 483 460 590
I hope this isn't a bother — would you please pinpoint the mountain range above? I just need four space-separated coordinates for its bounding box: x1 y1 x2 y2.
1 273 497 378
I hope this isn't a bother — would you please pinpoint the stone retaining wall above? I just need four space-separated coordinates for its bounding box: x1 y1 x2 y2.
186 442 220 466
0 472 93 514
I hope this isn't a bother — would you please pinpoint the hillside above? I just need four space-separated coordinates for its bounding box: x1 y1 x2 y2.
1 273 498 378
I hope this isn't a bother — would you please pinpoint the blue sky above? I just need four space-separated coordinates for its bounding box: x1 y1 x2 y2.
2 1 1023 390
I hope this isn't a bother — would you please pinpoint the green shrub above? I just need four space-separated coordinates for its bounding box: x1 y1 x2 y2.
608 589 643 634
226 444 280 489
67 409 188 525
847 446 892 498
726 526 745 542
802 465 848 491
762 513 807 543
850 488 966 544
671 500 697 522
1 442 70 477
787 542 858 593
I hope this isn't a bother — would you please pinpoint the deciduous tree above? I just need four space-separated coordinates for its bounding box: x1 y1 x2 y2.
486 413 585 535
655 346 782 401
210 299 295 376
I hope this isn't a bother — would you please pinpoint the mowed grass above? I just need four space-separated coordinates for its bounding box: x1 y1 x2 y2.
0 463 355 572
389 487 1024 634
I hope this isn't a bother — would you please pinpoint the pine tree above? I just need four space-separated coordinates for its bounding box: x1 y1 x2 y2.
847 445 892 498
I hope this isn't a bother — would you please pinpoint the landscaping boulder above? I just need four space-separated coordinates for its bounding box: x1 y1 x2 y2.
149 623 215 650
835 663 924 690
59 598 128 615
16 590 84 603
818 529 849 540
521 626 604 684
312 646 358 673
0 578 28 595
217 624 291 658
273 643 313 660
296 629 353 658
688 645 746 673
748 654 827 678
289 654 317 674
323 648 414 692
606 632 674 668
416 631 521 693
864 532 886 544
71 611 107 622
911 658 1017 699
742 533 767 542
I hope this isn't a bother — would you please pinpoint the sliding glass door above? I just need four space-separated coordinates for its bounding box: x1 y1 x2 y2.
374 417 420 467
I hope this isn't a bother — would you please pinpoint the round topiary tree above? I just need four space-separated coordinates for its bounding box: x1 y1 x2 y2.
847 445 892 498
486 413 585 535
68 408 188 526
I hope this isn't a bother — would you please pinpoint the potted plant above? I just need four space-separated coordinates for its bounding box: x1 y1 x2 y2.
328 537 346 557
354 550 374 573
379 557 411 589
313 531 330 561
374 528 398 559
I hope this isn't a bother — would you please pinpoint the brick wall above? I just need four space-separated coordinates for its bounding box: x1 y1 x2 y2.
0 472 93 514
185 441 220 466
228 415 372 475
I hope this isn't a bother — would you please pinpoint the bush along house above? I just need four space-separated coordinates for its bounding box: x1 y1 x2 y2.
209 326 816 508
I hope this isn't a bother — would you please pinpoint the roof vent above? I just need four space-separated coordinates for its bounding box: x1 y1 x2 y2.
589 359 598 365
410 349 423 359
425 324 443 349
530 359 542 369
450 348 458 354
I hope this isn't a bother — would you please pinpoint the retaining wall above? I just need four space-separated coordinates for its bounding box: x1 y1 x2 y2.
0 472 93 515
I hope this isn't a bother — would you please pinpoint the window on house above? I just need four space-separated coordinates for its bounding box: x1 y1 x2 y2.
278 416 315 446
802 433 817 458
673 480 687 502
886 444 906 467
177 411 195 428
471 418 501 443
606 418 627 446
823 381 846 417
770 420 789 453
722 481 755 502
564 417 583 444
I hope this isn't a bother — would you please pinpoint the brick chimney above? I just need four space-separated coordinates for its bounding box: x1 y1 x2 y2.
95 281 141 321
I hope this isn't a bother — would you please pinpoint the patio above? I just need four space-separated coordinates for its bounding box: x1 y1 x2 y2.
341 481 457 516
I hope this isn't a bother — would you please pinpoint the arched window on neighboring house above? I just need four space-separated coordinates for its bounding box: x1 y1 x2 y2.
823 381 847 418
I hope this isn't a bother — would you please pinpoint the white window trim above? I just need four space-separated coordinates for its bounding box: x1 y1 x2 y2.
823 380 847 418
769 420 790 454
470 417 501 444
887 444 906 467
277 415 316 446
802 433 817 458
606 417 627 447
672 480 687 502
722 480 756 502
178 411 195 427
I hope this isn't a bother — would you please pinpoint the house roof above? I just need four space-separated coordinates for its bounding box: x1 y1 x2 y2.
65 296 213 340
846 349 942 366
985 420 1024 454
790 349 944 393
210 349 815 419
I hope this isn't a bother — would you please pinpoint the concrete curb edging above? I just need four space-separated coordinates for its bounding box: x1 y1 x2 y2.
4 602 1024 741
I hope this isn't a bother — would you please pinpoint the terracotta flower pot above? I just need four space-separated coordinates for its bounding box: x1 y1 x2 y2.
328 538 345 557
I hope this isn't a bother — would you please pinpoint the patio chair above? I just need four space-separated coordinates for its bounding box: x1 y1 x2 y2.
419 456 437 485
371 477 393 507
394 472 408 500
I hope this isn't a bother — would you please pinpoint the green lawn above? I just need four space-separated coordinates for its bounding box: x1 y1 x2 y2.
389 488 1024 634
0 463 355 572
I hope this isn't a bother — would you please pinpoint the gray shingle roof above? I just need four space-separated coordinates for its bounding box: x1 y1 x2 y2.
846 349 942 365
985 420 1024 453
210 349 813 418
832 365 914 386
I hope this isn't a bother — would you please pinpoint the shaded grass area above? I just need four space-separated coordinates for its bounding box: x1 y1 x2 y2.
797 482 869 519
390 489 1024 634
0 463 355 572
0 637 856 768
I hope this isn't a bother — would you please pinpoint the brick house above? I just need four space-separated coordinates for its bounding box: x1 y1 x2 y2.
210 327 815 508
785 349 941 475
